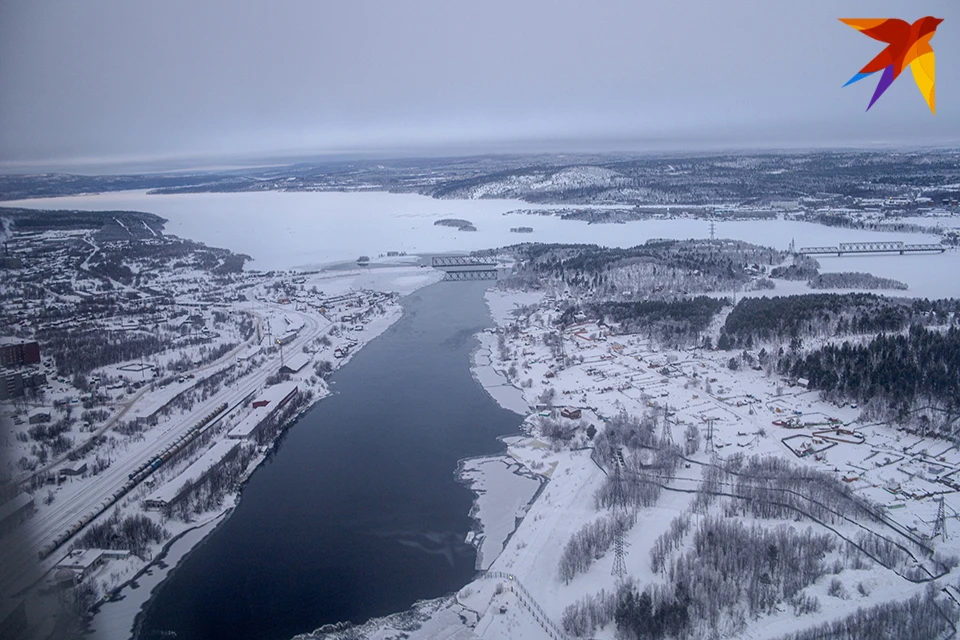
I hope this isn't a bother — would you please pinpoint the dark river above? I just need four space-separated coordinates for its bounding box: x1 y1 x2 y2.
136 281 522 640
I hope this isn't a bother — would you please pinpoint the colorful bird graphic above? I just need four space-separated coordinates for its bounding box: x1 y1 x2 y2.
840 16 943 113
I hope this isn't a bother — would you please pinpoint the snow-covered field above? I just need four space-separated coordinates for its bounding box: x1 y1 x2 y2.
356 284 960 640
7 189 960 639
6 191 958 295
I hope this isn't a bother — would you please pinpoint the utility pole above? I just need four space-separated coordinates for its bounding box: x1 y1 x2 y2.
277 338 284 370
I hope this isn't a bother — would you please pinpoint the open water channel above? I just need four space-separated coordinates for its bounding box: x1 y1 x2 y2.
135 281 521 640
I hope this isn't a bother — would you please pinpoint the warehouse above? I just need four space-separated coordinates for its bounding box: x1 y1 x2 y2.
54 548 131 582
279 352 310 374
144 440 240 510
227 382 299 440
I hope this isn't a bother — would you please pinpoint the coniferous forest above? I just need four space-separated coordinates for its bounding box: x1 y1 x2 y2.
782 325 960 430
560 297 727 347
718 294 960 349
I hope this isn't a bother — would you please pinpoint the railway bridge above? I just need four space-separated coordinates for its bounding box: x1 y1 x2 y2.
799 241 946 256
431 255 500 281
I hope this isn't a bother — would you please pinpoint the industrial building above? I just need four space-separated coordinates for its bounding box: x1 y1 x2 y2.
227 382 299 440
279 352 310 374
276 330 298 346
54 548 131 582
144 440 241 510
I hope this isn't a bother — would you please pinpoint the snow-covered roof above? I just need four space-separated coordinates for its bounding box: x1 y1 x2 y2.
55 548 105 571
238 344 262 361
227 382 299 439
0 493 33 523
145 440 240 507
280 352 310 373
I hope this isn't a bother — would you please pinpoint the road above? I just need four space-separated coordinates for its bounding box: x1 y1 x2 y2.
1 304 324 598
18 311 265 487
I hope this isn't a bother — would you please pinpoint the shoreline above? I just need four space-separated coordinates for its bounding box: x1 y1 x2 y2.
291 293 549 639
82 277 427 639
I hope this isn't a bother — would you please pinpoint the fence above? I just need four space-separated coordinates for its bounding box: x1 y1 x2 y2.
483 571 570 640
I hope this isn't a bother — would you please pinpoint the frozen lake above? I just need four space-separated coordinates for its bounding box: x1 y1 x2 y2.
4 190 959 298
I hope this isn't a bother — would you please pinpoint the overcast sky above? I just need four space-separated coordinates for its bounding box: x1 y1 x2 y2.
0 0 957 172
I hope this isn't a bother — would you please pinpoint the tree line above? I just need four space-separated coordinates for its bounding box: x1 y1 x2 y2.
718 293 959 349
783 325 960 433
775 589 953 640
561 297 727 348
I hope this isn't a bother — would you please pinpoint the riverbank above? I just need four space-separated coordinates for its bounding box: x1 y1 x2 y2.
80 267 442 639
132 279 525 640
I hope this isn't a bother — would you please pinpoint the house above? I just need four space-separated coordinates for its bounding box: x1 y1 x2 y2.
560 407 582 420
797 377 810 388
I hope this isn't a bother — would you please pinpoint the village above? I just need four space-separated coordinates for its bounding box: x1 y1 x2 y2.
0 210 444 637
379 285 960 640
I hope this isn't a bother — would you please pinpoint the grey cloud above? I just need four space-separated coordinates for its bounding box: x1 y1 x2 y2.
0 0 957 170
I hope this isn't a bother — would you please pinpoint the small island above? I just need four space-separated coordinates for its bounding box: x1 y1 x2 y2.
434 218 477 232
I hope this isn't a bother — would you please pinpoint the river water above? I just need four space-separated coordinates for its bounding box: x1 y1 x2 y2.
135 281 522 640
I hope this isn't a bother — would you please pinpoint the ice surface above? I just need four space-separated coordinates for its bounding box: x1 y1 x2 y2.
6 190 958 298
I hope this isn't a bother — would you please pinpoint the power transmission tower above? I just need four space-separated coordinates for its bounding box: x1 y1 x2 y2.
705 418 716 453
934 495 948 541
611 456 626 509
709 222 716 241
559 331 566 369
661 403 673 447
610 457 629 579
612 524 627 579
